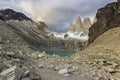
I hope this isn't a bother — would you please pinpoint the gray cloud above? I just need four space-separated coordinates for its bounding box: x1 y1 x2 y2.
0 0 117 32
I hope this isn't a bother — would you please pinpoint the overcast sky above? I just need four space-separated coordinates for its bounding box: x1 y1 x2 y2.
0 0 117 32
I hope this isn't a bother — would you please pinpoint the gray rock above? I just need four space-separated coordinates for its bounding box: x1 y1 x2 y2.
38 64 44 68
6 52 15 56
58 68 68 75
0 66 16 77
14 66 24 80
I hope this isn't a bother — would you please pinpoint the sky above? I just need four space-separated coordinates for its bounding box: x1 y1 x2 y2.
0 0 117 32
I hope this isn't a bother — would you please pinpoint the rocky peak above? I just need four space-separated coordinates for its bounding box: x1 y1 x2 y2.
117 0 120 2
68 23 75 32
82 17 92 30
0 9 32 21
75 16 83 32
36 21 49 33
88 1 120 44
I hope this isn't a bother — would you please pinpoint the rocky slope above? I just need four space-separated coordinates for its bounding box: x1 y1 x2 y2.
72 27 120 80
0 9 32 21
0 1 120 80
0 9 87 52
89 0 120 44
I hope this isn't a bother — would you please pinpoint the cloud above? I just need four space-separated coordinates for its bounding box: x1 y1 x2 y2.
0 0 117 32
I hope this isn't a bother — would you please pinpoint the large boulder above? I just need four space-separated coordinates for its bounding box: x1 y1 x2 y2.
88 1 120 44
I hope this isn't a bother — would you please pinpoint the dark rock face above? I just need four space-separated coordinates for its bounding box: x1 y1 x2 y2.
88 1 120 44
0 9 32 21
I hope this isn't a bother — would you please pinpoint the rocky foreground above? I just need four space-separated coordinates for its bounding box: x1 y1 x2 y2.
0 0 120 80
1 27 120 80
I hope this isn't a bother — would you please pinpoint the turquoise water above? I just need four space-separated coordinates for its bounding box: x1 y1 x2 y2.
46 51 73 56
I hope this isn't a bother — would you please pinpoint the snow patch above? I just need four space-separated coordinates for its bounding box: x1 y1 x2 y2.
47 31 89 41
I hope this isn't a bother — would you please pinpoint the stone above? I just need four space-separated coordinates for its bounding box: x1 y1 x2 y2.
103 67 115 73
6 52 15 55
38 64 44 68
14 66 24 80
0 66 16 77
58 68 68 75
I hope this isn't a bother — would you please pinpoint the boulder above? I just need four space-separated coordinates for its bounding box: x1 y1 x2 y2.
0 66 16 77
58 68 68 75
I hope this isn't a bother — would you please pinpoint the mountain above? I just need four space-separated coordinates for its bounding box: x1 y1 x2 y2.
75 16 83 32
68 23 75 32
0 9 32 21
88 0 120 44
68 16 92 34
36 21 49 33
71 1 120 79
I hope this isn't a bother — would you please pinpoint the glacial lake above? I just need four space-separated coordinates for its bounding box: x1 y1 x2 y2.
46 51 73 56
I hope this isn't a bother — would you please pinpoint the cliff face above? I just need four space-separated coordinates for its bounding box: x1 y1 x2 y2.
68 23 75 32
0 9 32 21
75 16 83 32
36 21 49 33
82 17 92 30
68 16 91 34
88 1 120 44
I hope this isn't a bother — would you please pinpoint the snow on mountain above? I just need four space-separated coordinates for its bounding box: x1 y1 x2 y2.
47 31 89 41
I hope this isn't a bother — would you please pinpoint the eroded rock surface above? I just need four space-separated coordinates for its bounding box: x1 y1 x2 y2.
89 1 120 44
